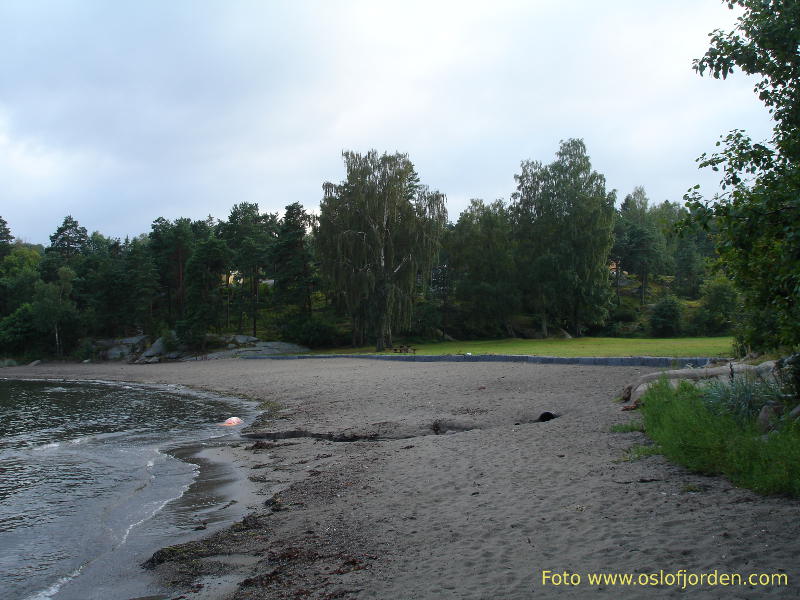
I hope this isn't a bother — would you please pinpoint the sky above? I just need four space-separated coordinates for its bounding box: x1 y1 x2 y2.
0 0 775 245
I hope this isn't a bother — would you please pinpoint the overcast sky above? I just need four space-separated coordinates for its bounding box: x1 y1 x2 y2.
1 0 774 245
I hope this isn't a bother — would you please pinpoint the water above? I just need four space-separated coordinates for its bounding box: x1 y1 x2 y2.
0 379 259 600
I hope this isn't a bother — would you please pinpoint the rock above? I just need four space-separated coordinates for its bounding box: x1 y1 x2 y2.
251 341 310 354
28 360 41 367
141 337 168 358
82 359 91 364
555 328 572 339
233 334 259 345
106 345 131 360
757 403 784 433
227 343 236 349
120 335 148 348
1 359 18 367
165 351 183 360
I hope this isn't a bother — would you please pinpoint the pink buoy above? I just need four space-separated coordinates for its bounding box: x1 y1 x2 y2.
220 417 243 426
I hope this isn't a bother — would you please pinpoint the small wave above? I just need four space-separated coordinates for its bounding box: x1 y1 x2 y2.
43 387 69 393
31 442 60 451
24 564 85 600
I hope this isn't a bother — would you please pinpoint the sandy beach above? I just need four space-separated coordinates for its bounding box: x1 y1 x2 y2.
5 358 798 599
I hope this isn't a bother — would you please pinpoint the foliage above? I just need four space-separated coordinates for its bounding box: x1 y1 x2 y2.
281 314 341 348
687 0 800 349
218 203 278 336
271 203 315 315
641 378 800 497
316 150 447 351
0 216 13 260
649 295 683 337
511 139 616 336
183 236 232 345
447 199 519 337
691 275 739 335
699 373 785 422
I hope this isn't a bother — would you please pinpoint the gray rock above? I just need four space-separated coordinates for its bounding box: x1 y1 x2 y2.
120 335 148 347
788 404 800 421
233 334 259 345
252 341 310 354
106 345 131 360
28 359 41 367
227 344 237 349
141 337 168 358
82 358 92 364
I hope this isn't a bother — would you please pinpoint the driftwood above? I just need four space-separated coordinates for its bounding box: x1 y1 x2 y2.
620 361 776 409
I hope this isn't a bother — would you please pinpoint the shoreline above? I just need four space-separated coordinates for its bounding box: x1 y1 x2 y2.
4 358 799 599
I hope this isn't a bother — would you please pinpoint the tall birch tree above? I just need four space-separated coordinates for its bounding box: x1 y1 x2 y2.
316 150 447 351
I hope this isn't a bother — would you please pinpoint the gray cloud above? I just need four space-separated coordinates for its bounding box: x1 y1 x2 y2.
0 0 774 244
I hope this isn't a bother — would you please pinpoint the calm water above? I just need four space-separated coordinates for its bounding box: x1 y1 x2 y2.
0 379 258 600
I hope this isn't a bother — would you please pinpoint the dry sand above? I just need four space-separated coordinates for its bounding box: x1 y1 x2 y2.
5 358 798 599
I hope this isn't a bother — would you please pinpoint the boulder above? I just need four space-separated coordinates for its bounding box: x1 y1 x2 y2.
27 360 41 367
120 335 149 348
141 337 168 358
106 345 131 360
233 334 259 345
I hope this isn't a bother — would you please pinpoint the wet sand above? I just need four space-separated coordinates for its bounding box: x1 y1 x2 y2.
5 358 798 599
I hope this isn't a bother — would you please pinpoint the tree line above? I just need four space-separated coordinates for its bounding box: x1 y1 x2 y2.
0 139 728 358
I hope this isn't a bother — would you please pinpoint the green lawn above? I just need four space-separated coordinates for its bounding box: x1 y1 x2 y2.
319 337 734 358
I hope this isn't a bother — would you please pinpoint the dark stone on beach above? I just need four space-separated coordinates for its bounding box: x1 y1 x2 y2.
537 411 558 422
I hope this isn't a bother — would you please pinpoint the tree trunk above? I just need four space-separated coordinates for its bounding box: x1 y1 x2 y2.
251 274 258 338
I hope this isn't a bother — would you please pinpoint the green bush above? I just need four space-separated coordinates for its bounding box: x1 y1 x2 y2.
691 276 738 336
281 315 341 348
649 295 683 337
640 378 800 497
699 374 784 423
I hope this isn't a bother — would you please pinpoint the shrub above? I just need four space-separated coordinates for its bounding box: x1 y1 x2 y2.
649 295 682 337
640 378 800 497
691 276 739 336
699 374 784 423
282 315 340 348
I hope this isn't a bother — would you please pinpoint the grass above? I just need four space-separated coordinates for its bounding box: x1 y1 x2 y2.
640 378 800 497
319 336 733 358
624 443 662 461
610 421 645 433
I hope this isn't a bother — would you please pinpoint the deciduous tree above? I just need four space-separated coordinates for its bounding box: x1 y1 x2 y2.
317 150 447 351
